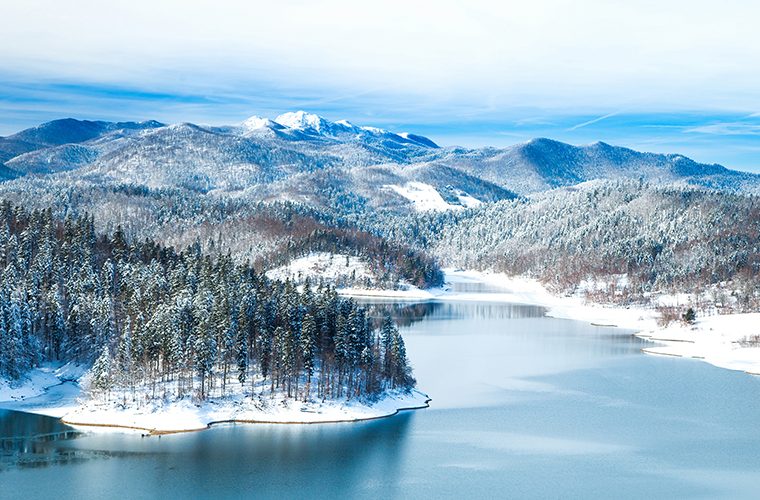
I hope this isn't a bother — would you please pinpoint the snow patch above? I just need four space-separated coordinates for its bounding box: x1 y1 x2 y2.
265 252 373 284
456 192 482 208
385 182 461 212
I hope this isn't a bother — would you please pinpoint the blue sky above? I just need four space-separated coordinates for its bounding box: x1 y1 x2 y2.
2 1 759 172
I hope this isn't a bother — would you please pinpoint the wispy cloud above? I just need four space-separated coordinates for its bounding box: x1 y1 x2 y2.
685 122 760 136
567 112 620 131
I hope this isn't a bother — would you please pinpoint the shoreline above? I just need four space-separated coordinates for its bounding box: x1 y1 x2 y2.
62 394 432 436
634 313 760 375
4 269 759 431
342 269 659 331
1 369 431 435
341 270 760 378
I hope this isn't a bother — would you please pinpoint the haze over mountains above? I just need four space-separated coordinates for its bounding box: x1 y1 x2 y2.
1 111 758 215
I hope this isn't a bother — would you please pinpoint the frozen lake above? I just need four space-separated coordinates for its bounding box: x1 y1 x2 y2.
4 288 760 498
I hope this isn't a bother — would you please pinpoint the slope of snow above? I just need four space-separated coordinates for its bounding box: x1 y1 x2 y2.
0 362 87 419
385 182 460 211
637 313 760 374
456 192 482 208
0 362 86 403
265 252 373 284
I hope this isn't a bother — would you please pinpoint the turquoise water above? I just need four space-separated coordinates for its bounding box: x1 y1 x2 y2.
3 298 760 499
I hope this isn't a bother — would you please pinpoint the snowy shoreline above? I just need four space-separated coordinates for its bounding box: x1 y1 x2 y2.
342 269 660 331
0 367 431 434
60 389 431 435
636 313 760 375
342 269 760 377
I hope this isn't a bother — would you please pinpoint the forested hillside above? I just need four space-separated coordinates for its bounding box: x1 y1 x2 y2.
0 180 442 290
371 181 760 310
0 202 415 400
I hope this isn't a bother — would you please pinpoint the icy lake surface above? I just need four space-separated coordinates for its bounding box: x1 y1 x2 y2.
4 281 760 498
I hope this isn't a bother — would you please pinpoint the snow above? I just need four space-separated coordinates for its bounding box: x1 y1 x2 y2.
0 362 85 403
359 125 386 134
0 362 87 418
241 116 276 131
456 192 482 208
274 111 328 132
61 389 429 434
385 182 462 212
637 313 760 374
265 252 373 284
2 359 430 434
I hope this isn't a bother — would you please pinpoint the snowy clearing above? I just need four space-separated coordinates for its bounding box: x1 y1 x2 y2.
265 252 373 285
385 182 464 212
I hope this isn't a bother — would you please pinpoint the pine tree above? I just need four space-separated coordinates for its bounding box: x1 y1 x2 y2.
92 345 113 398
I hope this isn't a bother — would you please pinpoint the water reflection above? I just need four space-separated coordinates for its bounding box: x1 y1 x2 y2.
0 410 85 470
1 409 416 499
362 301 443 327
362 300 548 328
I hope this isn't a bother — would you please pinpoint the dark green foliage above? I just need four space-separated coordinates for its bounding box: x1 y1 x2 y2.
0 201 415 401
683 308 696 323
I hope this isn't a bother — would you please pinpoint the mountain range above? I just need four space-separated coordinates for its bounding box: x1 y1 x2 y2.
1 111 758 215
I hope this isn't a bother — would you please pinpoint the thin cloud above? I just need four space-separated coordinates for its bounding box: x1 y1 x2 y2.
567 112 619 131
685 123 760 136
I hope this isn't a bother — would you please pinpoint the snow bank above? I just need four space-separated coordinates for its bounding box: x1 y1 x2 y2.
637 313 760 374
61 389 430 434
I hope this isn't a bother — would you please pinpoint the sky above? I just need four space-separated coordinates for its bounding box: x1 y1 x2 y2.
1 0 759 171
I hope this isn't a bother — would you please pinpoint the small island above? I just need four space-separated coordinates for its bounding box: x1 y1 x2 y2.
0 204 427 434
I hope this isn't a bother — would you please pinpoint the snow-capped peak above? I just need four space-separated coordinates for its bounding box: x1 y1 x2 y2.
241 116 277 130
274 111 331 132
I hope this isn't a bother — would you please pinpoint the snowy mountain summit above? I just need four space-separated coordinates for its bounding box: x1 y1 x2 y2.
275 111 337 133
241 115 282 131
1 111 759 205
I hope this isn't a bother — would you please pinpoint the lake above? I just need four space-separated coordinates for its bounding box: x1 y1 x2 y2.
4 287 760 499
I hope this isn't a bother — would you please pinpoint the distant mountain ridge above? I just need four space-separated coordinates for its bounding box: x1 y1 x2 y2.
1 112 758 213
